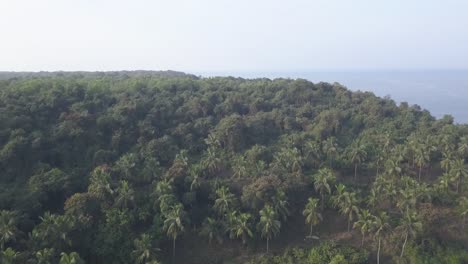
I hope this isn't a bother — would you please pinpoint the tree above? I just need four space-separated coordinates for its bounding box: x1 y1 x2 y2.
88 166 113 201
213 186 236 218
200 217 224 245
371 212 391 264
331 184 347 209
323 137 338 168
0 211 17 251
132 234 159 264
59 252 84 264
257 205 281 254
353 209 373 247
1 248 18 264
414 145 430 181
163 204 186 262
348 139 368 181
36 248 55 264
338 191 360 232
272 190 289 221
231 213 253 245
450 159 467 193
114 180 135 208
457 197 468 231
397 210 422 258
302 197 322 238
313 168 336 210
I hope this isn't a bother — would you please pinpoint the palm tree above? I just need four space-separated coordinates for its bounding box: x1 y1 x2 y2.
203 147 222 175
115 180 135 208
272 190 290 221
163 204 186 262
415 146 429 181
371 212 391 264
348 139 368 181
213 186 236 218
339 191 360 232
397 210 422 258
323 137 338 168
450 159 467 193
384 158 402 178
258 205 281 254
440 151 453 173
200 217 224 245
302 197 322 238
457 197 468 231
59 252 84 264
88 166 113 201
132 234 159 264
231 213 253 245
353 209 373 247
458 136 468 157
0 211 17 251
35 248 55 264
331 184 347 209
313 168 336 210
232 155 247 179
1 248 18 264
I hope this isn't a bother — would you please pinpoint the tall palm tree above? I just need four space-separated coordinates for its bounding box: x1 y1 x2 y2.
302 197 322 237
88 166 113 201
231 213 253 245
440 151 453 173
0 211 17 251
450 159 467 193
59 252 84 264
371 212 391 264
348 139 368 181
132 234 159 264
258 205 281 254
353 209 373 247
313 168 336 210
232 155 247 179
415 146 430 181
457 197 468 231
339 191 360 232
35 248 55 264
1 247 18 264
115 180 135 208
272 190 290 221
331 184 347 209
163 204 186 262
323 137 338 168
200 217 224 245
213 186 236 218
397 210 422 258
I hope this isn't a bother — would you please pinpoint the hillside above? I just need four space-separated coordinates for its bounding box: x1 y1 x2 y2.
0 72 467 263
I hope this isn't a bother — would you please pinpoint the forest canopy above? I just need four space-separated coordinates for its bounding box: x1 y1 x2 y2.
0 71 467 263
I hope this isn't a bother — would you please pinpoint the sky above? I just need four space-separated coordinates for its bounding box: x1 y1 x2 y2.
1 0 468 72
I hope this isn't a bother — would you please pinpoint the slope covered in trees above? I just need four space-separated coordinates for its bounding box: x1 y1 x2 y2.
0 72 467 263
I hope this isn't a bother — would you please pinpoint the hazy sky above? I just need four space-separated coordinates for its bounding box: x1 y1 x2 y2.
1 0 467 72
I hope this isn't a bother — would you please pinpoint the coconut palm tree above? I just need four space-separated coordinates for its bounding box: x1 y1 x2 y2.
440 151 453 173
353 209 373 247
0 211 17 251
415 146 430 181
323 137 338 168
348 139 368 181
397 210 422 258
450 159 467 193
200 217 224 245
1 247 18 264
457 197 468 231
313 168 336 210
231 213 253 245
163 204 186 262
331 184 347 209
59 252 84 264
302 197 322 238
132 234 159 264
258 205 281 254
272 190 290 221
88 166 113 201
114 180 135 208
213 186 236 218
35 248 55 264
339 191 360 232
371 212 391 264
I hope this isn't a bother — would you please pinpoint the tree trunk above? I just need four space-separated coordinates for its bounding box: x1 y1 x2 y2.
377 237 381 264
321 193 324 211
361 233 365 247
310 223 313 237
354 163 358 182
400 233 408 258
418 165 422 182
266 237 269 254
457 176 461 193
173 238 176 263
347 219 351 233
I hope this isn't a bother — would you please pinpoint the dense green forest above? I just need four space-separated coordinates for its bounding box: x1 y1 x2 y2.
0 71 467 264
